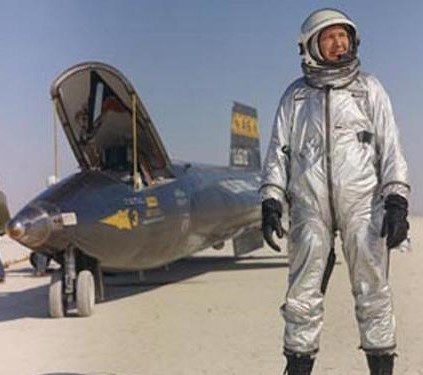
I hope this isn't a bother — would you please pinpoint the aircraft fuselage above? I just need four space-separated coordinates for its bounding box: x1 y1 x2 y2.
9 163 261 271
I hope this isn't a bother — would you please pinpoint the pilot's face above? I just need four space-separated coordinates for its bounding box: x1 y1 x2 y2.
318 25 350 62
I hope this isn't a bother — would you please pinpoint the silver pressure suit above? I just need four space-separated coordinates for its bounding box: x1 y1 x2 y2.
261 72 409 354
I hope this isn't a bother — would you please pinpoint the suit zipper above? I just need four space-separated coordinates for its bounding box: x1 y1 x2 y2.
325 86 337 233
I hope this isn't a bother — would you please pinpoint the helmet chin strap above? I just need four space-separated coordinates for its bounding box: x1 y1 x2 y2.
324 50 355 67
338 51 354 61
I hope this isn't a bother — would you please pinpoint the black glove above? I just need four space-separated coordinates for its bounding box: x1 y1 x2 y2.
381 194 409 249
262 198 283 252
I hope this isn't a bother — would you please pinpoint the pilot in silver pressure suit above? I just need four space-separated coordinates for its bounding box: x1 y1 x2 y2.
260 8 410 375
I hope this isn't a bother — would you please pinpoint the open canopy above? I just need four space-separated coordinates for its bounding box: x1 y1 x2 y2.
51 62 173 181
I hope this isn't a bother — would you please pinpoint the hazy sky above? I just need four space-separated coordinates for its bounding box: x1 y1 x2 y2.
1 1 422 214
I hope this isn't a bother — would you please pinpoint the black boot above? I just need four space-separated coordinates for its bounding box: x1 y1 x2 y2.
366 354 395 375
284 353 315 374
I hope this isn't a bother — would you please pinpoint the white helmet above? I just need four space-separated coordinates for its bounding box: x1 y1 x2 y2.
299 8 359 68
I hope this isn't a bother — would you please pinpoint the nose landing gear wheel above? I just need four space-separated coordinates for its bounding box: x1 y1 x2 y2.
76 270 95 317
49 271 65 318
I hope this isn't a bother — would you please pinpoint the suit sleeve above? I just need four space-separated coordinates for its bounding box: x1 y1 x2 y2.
370 76 410 199
260 92 292 204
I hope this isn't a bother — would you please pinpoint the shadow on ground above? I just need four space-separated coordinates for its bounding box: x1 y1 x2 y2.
38 373 147 375
38 373 124 375
0 254 289 322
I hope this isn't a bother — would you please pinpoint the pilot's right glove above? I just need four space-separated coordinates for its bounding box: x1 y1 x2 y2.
381 194 409 249
261 198 283 252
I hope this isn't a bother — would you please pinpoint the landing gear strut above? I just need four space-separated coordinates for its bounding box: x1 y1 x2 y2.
48 247 103 318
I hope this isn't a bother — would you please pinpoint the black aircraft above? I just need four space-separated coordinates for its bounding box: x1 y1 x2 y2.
7 62 263 318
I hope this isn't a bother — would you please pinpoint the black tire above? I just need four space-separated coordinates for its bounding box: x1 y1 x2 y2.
29 252 37 269
30 252 52 271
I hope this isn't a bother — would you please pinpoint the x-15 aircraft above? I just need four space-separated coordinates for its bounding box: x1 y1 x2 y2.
7 62 263 318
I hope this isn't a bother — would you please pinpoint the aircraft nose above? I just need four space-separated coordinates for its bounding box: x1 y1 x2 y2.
7 206 53 248
6 220 25 240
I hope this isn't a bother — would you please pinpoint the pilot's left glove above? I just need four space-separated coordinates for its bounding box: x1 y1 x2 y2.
262 198 283 252
381 194 409 249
